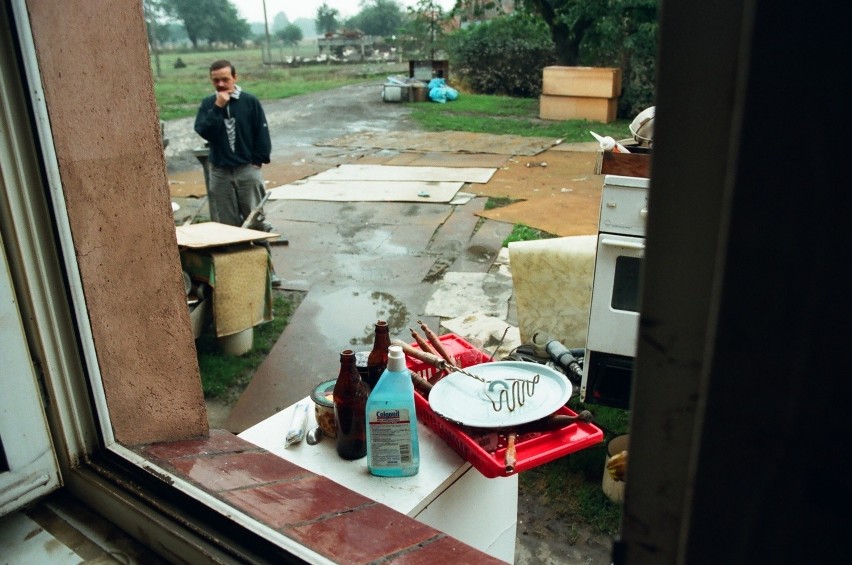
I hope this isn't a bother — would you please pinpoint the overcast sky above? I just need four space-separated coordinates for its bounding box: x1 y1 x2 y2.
231 1 456 23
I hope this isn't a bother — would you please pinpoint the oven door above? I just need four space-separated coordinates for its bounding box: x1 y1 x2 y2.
582 233 644 407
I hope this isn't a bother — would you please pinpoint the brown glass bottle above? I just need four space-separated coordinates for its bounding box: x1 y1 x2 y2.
333 349 368 460
366 320 391 391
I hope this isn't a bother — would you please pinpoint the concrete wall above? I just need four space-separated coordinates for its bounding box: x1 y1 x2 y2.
25 0 207 444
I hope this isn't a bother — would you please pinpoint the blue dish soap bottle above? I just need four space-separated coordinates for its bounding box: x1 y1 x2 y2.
366 344 420 477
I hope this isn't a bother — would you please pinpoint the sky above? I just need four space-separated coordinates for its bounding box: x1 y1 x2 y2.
231 1 456 24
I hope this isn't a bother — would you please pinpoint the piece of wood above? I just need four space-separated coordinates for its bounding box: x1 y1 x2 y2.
309 164 496 184
267 180 464 203
175 222 278 249
594 151 652 178
539 95 617 123
542 66 622 98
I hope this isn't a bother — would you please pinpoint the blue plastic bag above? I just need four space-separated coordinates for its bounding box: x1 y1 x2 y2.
427 78 459 103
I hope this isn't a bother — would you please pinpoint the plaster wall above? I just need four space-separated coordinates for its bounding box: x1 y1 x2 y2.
24 0 207 444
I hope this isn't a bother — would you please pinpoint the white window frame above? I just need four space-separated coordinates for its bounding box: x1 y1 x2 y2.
2 2 329 561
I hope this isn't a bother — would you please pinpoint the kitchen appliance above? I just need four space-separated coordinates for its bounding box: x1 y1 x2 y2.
581 174 649 408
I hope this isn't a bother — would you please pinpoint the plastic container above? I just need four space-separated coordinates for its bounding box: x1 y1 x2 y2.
366 345 420 476
603 434 629 503
218 327 253 356
406 334 604 478
311 379 337 438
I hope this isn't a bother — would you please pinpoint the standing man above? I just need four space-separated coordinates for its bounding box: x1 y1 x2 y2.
195 59 282 285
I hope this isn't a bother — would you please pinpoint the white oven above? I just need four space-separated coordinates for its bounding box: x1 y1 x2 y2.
581 175 649 408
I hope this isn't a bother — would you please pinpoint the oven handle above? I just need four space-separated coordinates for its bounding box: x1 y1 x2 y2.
601 237 645 250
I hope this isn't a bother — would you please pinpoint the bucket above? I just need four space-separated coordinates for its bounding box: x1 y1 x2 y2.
411 85 428 102
382 84 404 103
602 433 629 503
218 327 253 356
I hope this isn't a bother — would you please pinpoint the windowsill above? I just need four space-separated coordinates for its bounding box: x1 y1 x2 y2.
135 429 504 563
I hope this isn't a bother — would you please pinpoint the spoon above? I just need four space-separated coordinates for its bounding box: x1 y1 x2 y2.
305 426 323 445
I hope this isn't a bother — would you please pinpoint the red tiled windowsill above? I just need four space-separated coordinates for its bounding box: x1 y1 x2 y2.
137 429 504 564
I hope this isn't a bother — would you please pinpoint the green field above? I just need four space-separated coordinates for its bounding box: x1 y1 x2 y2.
152 47 407 120
152 47 631 143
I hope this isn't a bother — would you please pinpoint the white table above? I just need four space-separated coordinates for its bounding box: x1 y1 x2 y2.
239 397 517 563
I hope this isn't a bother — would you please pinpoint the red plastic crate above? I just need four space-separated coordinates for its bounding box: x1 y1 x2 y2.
406 333 604 478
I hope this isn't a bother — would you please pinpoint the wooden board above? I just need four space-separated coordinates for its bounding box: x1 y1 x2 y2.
176 222 277 249
540 95 617 123
542 66 622 98
595 151 652 178
267 180 464 203
320 130 560 156
309 164 496 184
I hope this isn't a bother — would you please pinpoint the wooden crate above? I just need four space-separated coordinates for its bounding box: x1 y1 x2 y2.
594 148 652 178
542 66 622 98
409 59 449 82
539 95 618 123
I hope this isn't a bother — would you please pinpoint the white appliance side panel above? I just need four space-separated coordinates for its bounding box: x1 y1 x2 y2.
585 234 643 356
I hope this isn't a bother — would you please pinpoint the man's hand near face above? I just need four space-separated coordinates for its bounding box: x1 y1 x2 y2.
214 90 231 108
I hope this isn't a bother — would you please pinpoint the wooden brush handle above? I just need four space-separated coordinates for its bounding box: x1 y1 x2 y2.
417 320 455 366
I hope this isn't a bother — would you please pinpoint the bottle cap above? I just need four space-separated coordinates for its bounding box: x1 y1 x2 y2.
387 345 406 372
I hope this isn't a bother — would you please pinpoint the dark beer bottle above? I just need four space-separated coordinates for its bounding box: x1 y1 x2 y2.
333 349 368 460
366 320 391 391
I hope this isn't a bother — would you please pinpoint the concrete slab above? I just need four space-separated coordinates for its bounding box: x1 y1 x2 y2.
441 312 522 361
424 271 514 320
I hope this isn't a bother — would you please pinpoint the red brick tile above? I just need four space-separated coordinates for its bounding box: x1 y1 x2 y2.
386 535 505 564
285 504 438 564
222 475 372 529
166 451 307 491
140 429 257 461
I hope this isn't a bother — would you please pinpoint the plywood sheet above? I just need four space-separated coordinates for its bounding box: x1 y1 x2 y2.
472 150 603 237
267 180 464 203
364 151 510 169
176 222 278 248
321 130 559 156
310 164 496 184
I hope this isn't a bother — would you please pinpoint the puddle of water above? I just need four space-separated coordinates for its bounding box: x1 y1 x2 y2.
311 288 410 350
357 230 408 255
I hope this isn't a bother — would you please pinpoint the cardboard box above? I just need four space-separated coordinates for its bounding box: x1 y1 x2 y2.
540 95 618 123
543 66 622 98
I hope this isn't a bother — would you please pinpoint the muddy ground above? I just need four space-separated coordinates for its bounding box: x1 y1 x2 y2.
167 82 615 565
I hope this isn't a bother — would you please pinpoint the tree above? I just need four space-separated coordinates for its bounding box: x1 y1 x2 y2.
400 0 447 59
143 0 168 77
162 0 251 47
272 12 289 33
277 24 303 56
315 3 340 36
517 0 659 116
347 0 404 37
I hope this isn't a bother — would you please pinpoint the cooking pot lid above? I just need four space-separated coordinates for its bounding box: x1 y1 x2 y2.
428 361 572 427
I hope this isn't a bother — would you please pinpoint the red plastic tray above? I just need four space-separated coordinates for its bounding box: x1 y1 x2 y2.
406 334 604 478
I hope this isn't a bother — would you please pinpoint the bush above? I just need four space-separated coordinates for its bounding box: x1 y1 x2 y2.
448 14 556 98
578 5 658 118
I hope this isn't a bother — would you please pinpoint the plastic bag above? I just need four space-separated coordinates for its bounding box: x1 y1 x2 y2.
427 77 459 104
284 400 310 447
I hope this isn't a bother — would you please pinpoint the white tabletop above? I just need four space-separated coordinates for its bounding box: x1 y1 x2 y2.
238 396 471 517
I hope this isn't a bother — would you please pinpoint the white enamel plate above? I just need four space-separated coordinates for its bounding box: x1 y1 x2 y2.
428 361 572 427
